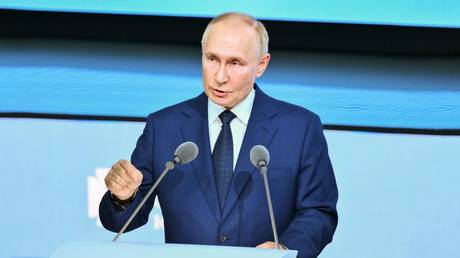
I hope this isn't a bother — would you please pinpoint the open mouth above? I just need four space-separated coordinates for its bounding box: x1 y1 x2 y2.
213 88 230 97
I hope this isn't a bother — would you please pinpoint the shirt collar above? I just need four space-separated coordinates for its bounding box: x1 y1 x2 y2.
208 87 255 126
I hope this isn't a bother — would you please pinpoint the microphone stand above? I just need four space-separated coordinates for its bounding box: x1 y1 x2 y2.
113 160 177 242
259 163 280 249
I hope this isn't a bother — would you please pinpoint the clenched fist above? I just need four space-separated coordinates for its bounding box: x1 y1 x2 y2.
105 159 143 200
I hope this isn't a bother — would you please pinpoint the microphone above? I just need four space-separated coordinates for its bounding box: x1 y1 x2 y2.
172 141 199 165
113 141 198 241
250 144 270 168
250 145 280 249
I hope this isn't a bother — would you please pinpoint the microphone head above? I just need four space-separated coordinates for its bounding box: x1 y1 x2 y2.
250 145 270 168
174 141 199 164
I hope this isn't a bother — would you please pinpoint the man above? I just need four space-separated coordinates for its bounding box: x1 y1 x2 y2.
99 12 338 258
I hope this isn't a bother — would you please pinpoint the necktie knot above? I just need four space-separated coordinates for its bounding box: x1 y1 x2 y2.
219 110 236 125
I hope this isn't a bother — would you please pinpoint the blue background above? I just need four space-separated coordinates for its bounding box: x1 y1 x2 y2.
1 41 459 129
1 0 460 28
1 1 460 258
1 119 459 258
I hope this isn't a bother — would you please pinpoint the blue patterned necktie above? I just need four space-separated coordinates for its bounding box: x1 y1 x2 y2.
213 110 236 211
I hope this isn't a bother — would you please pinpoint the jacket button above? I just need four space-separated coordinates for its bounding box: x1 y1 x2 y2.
218 235 229 243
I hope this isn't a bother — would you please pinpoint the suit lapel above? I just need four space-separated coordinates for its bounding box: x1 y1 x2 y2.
221 88 279 222
180 94 221 223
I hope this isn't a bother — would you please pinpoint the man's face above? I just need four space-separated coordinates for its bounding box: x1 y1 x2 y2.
202 20 270 109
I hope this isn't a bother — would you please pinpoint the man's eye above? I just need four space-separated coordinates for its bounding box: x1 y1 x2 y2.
231 60 241 65
208 56 216 61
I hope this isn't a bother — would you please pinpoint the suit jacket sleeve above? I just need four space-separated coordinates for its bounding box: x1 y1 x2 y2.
279 114 339 258
99 114 157 233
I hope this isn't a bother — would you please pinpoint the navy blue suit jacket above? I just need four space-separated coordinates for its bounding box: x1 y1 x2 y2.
100 86 338 258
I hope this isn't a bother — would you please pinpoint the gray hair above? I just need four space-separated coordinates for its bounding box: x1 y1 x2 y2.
201 12 269 57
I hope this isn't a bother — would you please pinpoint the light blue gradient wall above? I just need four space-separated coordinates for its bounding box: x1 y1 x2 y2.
1 0 460 28
1 5 459 255
1 119 459 258
1 40 459 129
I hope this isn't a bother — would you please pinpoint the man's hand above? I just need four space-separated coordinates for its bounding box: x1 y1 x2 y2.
104 159 143 200
256 241 287 249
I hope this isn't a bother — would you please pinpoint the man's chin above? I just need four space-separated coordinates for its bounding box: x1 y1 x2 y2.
209 97 232 109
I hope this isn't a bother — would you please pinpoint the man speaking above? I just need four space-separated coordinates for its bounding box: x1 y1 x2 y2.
99 12 338 258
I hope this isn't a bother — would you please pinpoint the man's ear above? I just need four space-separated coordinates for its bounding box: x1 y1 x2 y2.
256 53 271 78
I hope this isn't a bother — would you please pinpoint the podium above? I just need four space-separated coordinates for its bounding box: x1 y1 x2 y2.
50 241 298 258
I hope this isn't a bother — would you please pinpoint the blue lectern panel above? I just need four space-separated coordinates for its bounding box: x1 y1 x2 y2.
50 241 297 258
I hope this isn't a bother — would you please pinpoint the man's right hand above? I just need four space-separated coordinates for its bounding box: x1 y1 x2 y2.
104 159 143 200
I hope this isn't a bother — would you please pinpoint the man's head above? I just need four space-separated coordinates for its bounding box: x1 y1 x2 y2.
201 12 271 109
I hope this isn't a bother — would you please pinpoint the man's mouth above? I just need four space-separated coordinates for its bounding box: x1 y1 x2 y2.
213 88 230 97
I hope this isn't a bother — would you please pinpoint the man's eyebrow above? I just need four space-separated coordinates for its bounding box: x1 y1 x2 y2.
205 51 245 61
204 51 217 56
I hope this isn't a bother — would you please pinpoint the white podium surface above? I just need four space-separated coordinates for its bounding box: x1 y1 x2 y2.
50 241 298 258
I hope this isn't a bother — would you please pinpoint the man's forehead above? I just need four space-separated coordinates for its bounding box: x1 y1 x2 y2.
205 20 258 52
203 41 257 61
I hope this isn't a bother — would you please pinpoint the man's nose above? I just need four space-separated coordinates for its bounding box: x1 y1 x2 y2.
215 64 229 84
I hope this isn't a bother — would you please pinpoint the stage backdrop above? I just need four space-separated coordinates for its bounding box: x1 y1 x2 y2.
0 118 459 258
1 1 460 258
1 0 460 28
